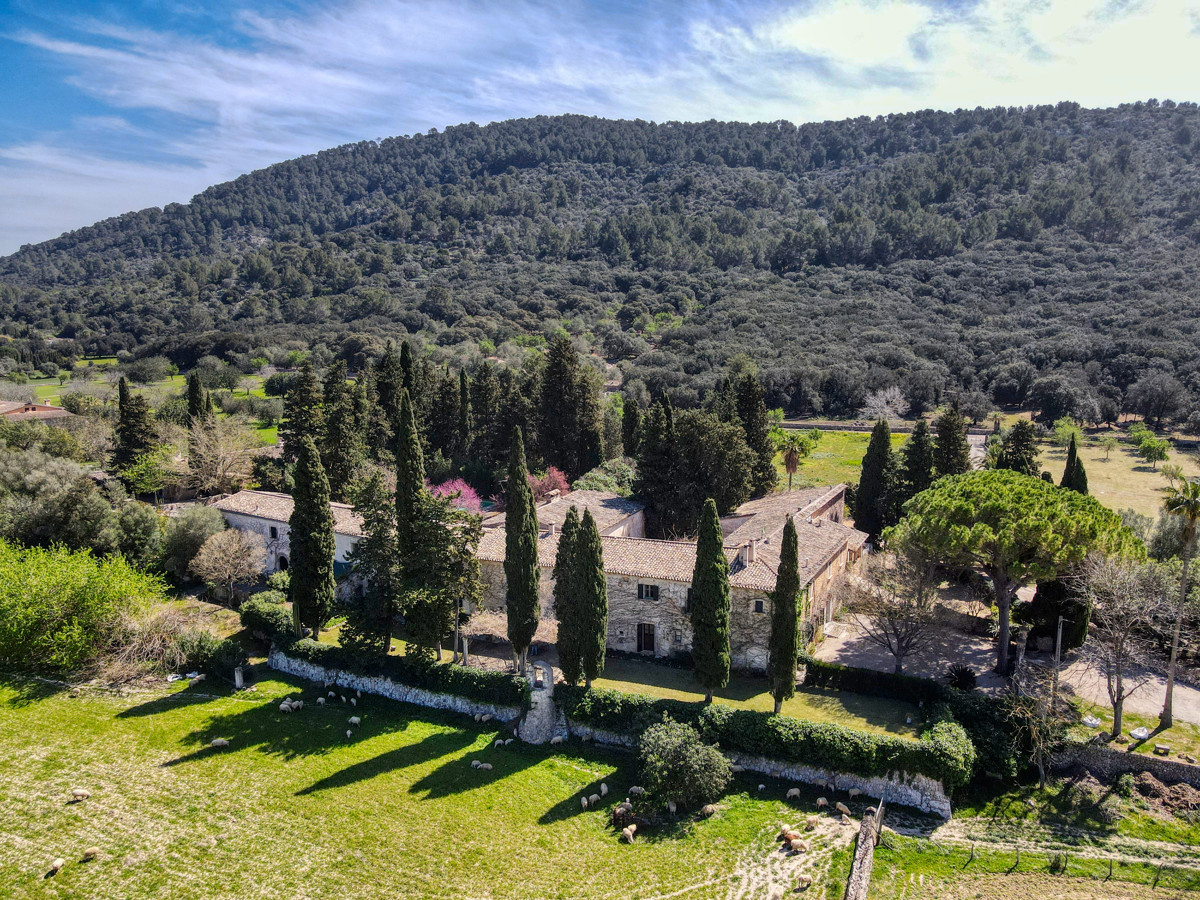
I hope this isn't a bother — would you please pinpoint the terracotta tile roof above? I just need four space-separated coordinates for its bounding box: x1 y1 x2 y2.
0 400 74 420
481 489 644 534
211 490 365 537
720 485 846 548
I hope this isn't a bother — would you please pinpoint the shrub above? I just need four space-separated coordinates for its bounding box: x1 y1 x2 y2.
266 570 291 592
161 506 226 581
176 630 220 672
240 595 293 638
208 637 249 677
639 717 732 809
279 638 530 708
799 653 947 704
945 664 977 692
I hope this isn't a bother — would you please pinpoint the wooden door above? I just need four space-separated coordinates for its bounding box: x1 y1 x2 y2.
637 623 655 654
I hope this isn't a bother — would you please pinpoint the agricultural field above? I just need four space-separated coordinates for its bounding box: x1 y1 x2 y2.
777 429 908 490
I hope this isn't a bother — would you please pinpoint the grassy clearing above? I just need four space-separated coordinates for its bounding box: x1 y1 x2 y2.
1038 439 1200 519
776 430 907 490
592 657 921 739
0 673 851 900
1068 698 1200 763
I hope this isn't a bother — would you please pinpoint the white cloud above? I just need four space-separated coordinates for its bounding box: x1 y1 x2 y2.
4 0 1200 254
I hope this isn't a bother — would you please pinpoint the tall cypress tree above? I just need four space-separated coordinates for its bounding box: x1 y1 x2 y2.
280 360 324 463
428 368 460 457
933 404 971 477
186 372 211 423
854 419 893 543
622 398 642 459
113 377 157 472
394 389 425 565
343 470 400 658
399 341 415 393
321 361 364 502
769 515 800 714
504 427 540 673
542 334 583 477
469 361 501 467
577 366 605 477
552 506 584 684
898 418 935 502
578 509 608 687
1061 433 1089 494
735 373 778 496
690 498 731 703
372 345 403 456
635 398 681 537
456 369 472 460
289 436 336 637
997 419 1040 477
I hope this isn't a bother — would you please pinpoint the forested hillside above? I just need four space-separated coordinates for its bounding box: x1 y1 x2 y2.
4 101 1200 421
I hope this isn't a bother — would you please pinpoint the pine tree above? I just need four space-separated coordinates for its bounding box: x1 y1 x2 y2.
735 373 778 496
552 506 584 684
456 369 472 460
635 398 681 536
897 418 935 506
622 398 642 458
997 419 1040 477
504 427 540 673
1061 434 1089 494
113 377 158 473
280 360 324 463
769 515 800 713
577 509 608 687
690 498 731 703
394 389 425 565
933 404 971 477
289 436 336 637
854 419 893 543
321 361 364 502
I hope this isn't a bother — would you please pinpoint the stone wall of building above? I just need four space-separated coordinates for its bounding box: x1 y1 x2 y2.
220 510 358 574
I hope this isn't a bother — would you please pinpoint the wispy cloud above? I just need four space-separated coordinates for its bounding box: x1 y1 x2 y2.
2 0 1200 253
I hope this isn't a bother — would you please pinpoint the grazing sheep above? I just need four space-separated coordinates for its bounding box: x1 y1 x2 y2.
346 730 353 739
628 823 637 834
210 738 229 749
471 760 482 769
757 784 766 792
840 814 852 826
349 716 361 726
82 847 99 862
481 714 493 723
279 702 293 713
49 857 65 875
848 788 862 799
474 713 482 722
340 695 346 704
786 787 801 800
494 739 504 749
350 698 357 707
788 839 808 853
600 783 608 797
666 800 677 814
621 826 634 843
188 675 205 686
629 786 645 796
356 690 361 698
504 738 514 746
328 690 336 698
781 829 801 843
589 793 601 806
292 700 304 710
581 796 589 810
316 697 325 706
795 874 813 890
550 735 564 745
479 762 493 771
701 804 716 818
70 789 90 801
835 802 851 817
805 816 819 830
816 797 828 808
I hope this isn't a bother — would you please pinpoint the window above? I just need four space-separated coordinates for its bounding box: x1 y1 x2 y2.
685 587 694 612
637 583 659 601
753 599 766 614
269 526 278 539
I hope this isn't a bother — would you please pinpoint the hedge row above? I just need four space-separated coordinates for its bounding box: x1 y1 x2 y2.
555 684 975 789
799 653 948 704
278 638 532 709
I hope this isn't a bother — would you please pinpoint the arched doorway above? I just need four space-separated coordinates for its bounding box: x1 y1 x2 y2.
277 555 289 571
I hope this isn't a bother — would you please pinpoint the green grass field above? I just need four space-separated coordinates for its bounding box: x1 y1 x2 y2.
777 430 907 490
1039 438 1200 519
0 674 845 900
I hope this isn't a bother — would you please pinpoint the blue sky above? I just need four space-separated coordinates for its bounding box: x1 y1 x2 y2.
2 0 1200 255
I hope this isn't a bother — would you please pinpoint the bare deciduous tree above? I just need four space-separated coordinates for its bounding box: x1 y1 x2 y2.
1081 554 1170 739
1007 664 1067 789
188 416 258 495
846 550 936 675
858 386 907 423
190 528 266 601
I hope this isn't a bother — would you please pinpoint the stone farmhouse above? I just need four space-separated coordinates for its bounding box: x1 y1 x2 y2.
212 484 865 671
0 400 73 421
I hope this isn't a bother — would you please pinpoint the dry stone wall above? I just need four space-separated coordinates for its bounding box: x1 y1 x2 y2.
1053 742 1200 788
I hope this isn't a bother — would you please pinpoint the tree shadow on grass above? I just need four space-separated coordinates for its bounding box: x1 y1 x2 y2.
296 729 477 795
0 674 67 707
407 741 545 800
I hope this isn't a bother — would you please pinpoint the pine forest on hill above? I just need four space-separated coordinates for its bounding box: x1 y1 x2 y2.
2 101 1200 425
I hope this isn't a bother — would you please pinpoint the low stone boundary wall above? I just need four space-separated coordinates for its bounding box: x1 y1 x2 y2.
843 803 883 900
268 649 523 724
561 721 952 819
1053 742 1200 787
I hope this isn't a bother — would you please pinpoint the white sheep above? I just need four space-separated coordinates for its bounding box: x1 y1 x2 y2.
629 786 645 796
49 857 65 874
816 797 828 809
356 690 361 698
279 701 293 713
701 803 716 818
580 796 589 810
479 762 493 771
70 788 90 801
589 793 601 806
848 787 862 798
189 675 205 686
210 738 229 749
757 784 766 792
503 738 514 746
600 783 608 797
494 739 504 748
349 716 361 726
316 697 325 705
550 735 564 745
621 826 634 843
481 713 493 723
786 787 801 800
340 695 346 704
82 847 99 862
835 801 851 817
328 690 336 698
350 698 357 707
474 713 482 722
345 730 353 739
667 800 677 814
840 814 852 826
470 760 482 769
795 874 813 890
292 700 304 710
788 839 808 853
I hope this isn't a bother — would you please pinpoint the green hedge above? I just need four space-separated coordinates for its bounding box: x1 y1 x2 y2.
799 653 947 704
556 684 975 789
279 638 531 709
239 595 292 638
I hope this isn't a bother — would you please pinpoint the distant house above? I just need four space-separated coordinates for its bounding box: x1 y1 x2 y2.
0 400 74 421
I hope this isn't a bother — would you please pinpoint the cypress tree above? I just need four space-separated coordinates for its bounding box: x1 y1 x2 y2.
456 369 472 459
635 398 681 537
504 427 540 673
997 419 1040 477
1061 434 1089 494
113 377 157 472
399 341 415 393
898 418 935 502
542 334 583 477
395 389 425 565
289 436 336 637
372 345 403 455
933 403 971 477
769 515 800 714
428 368 460 457
622 398 642 459
320 361 364 502
186 372 210 423
280 360 324 463
552 506 584 684
577 367 605 477
854 419 893 543
469 361 501 466
735 373 778 496
690 498 731 703
578 509 608 687
343 470 400 658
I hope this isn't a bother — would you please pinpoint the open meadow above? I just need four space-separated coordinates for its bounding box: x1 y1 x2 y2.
1039 438 1200 520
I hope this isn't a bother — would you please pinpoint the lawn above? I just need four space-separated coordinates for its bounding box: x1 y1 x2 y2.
1067 698 1200 764
776 430 908 490
1038 438 1200 520
0 674 850 900
592 657 921 739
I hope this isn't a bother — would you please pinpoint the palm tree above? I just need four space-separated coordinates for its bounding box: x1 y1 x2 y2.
776 430 817 491
1161 479 1200 728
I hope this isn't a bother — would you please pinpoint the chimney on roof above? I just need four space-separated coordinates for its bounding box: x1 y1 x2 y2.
547 489 562 500
547 523 557 536
739 540 757 566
